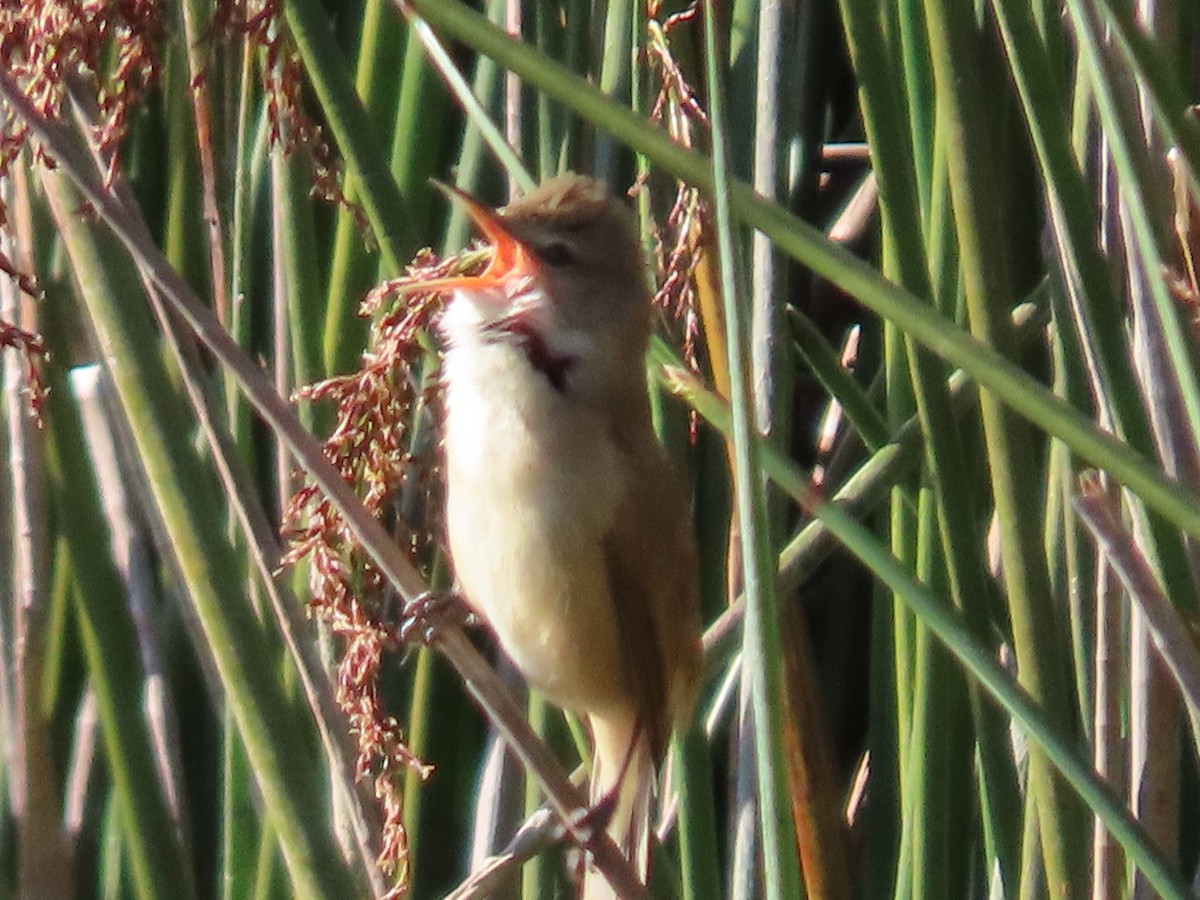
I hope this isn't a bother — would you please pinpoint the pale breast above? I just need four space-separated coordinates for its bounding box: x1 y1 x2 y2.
440 330 632 712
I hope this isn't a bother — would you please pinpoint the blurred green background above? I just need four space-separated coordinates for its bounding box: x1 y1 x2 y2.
2 1 1200 898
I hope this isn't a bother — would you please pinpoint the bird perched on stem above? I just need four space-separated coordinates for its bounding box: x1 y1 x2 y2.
413 173 702 898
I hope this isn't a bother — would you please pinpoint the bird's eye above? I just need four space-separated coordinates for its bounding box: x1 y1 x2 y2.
536 241 576 267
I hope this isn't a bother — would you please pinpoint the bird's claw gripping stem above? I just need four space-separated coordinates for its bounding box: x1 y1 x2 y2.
398 589 474 645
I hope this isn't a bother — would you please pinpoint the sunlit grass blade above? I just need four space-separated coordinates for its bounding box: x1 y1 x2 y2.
701 5 801 899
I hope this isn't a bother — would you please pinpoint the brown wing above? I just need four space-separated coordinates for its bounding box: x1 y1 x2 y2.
601 436 702 764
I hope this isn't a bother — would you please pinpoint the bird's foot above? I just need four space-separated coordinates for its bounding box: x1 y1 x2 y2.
397 589 475 645
561 795 617 890
564 787 643 896
557 789 618 856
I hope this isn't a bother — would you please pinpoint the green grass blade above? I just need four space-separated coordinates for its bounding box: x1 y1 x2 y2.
41 341 195 899
700 6 802 898
284 0 415 272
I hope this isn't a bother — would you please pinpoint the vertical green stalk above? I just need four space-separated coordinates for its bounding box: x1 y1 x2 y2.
284 0 415 273
841 0 1021 891
674 727 721 900
400 644 433 894
162 42 206 294
323 0 406 377
521 693 550 900
228 60 269 461
277 149 325 407
904 491 971 900
531 4 559 180
220 713 262 900
387 17 451 258
895 0 934 221
593 0 633 182
41 329 195 899
991 0 1198 620
702 5 802 899
865 581 902 899
921 2 1087 894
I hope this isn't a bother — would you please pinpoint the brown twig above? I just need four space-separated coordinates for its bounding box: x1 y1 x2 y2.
1074 472 1200 758
444 807 560 900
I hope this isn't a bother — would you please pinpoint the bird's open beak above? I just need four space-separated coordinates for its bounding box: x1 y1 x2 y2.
401 182 538 296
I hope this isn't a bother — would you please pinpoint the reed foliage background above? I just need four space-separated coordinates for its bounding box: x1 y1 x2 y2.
3 1 1200 898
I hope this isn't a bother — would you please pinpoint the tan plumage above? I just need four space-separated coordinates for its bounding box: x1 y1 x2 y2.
434 174 702 897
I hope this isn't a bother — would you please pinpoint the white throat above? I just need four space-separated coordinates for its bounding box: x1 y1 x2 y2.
439 287 596 364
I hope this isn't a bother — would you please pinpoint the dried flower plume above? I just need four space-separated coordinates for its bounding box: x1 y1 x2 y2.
0 0 151 422
0 316 47 425
282 248 486 893
0 0 163 189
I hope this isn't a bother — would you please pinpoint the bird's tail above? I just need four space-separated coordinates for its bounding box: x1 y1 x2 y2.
581 714 655 900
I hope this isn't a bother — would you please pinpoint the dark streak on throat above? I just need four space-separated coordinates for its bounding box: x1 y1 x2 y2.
482 316 577 392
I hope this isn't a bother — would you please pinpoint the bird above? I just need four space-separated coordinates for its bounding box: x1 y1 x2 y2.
419 173 703 898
